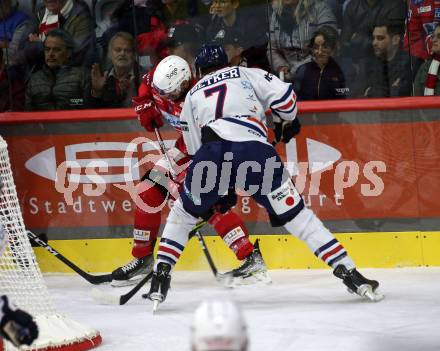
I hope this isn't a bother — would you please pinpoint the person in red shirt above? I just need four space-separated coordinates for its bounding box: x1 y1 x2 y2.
111 24 270 287
404 0 440 60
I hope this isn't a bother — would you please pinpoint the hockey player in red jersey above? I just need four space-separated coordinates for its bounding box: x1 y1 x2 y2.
146 44 384 310
111 25 270 287
404 0 440 60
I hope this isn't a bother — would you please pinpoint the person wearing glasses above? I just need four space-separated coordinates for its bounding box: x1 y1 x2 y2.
293 25 348 100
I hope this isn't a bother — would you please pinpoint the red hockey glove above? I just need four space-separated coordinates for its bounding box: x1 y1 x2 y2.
132 96 163 132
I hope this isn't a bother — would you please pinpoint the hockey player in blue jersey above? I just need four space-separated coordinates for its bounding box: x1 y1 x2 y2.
147 44 384 310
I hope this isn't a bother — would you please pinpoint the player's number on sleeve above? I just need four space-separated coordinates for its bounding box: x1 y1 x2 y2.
204 84 227 119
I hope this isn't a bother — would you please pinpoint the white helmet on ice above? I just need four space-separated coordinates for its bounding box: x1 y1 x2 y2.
191 300 248 351
153 55 191 100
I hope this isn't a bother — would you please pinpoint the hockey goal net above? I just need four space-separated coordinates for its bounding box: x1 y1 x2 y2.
0 136 102 351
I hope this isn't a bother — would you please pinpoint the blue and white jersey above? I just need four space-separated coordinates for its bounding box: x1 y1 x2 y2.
180 66 297 156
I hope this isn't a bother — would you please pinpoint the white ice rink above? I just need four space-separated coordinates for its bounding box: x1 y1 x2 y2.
45 268 440 351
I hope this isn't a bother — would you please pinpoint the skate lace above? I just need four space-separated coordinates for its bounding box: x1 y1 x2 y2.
121 258 140 273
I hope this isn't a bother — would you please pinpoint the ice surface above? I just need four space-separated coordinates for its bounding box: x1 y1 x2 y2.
45 268 440 351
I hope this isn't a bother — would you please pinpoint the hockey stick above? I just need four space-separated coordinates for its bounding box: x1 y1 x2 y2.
91 271 153 305
153 127 220 279
91 220 209 305
193 229 218 277
26 230 112 284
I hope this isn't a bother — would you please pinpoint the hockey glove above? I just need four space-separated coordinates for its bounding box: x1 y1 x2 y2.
274 117 301 144
214 188 237 214
0 295 38 347
132 96 163 132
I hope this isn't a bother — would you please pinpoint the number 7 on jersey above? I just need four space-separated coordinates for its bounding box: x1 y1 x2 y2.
204 84 227 119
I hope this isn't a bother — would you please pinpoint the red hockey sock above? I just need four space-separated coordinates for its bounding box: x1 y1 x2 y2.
131 184 166 258
209 210 253 260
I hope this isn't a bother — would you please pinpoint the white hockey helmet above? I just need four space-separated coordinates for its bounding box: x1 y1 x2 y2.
152 55 191 100
191 300 248 351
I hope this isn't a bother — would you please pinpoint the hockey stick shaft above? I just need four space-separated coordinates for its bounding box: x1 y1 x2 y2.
26 230 112 284
93 220 209 305
193 229 218 277
153 128 219 278
153 126 176 179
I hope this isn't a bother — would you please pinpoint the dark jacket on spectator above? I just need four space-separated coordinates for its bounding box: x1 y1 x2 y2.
206 6 267 48
294 57 348 100
26 64 90 110
0 8 34 67
0 66 25 112
89 68 137 108
341 0 406 60
364 50 412 98
268 0 337 80
26 0 95 66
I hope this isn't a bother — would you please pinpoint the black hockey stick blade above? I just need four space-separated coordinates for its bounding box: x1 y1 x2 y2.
92 271 153 305
26 230 112 284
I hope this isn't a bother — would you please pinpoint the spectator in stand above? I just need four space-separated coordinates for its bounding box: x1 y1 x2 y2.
25 0 95 67
26 29 90 111
213 29 269 69
0 0 34 67
294 25 348 100
414 23 440 96
90 32 137 108
161 0 192 25
364 22 411 98
137 21 202 72
163 22 202 68
404 0 440 62
98 0 166 56
0 49 25 112
268 0 337 82
340 0 406 61
206 0 269 70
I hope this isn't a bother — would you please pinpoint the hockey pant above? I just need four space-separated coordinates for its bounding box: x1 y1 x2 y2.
156 139 355 271
131 147 253 260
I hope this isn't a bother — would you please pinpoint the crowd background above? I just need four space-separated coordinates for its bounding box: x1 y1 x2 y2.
1 0 439 112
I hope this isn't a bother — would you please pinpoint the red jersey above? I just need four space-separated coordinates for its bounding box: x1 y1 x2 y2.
404 0 440 59
138 66 196 154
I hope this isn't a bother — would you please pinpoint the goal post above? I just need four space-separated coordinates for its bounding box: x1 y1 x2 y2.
0 136 102 351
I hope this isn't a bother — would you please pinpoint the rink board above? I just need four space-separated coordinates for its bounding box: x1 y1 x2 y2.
2 98 440 273
34 231 440 273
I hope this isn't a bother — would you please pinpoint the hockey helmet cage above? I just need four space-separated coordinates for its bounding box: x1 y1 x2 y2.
191 300 248 351
195 44 228 73
153 55 192 97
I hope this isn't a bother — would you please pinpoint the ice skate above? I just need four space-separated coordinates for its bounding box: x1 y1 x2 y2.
333 265 384 302
142 262 172 313
218 240 272 288
111 255 154 287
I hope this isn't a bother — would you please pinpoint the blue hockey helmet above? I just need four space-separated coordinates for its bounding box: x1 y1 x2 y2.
195 44 228 75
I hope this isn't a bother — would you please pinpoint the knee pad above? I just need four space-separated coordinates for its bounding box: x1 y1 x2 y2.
209 211 253 260
266 179 304 226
